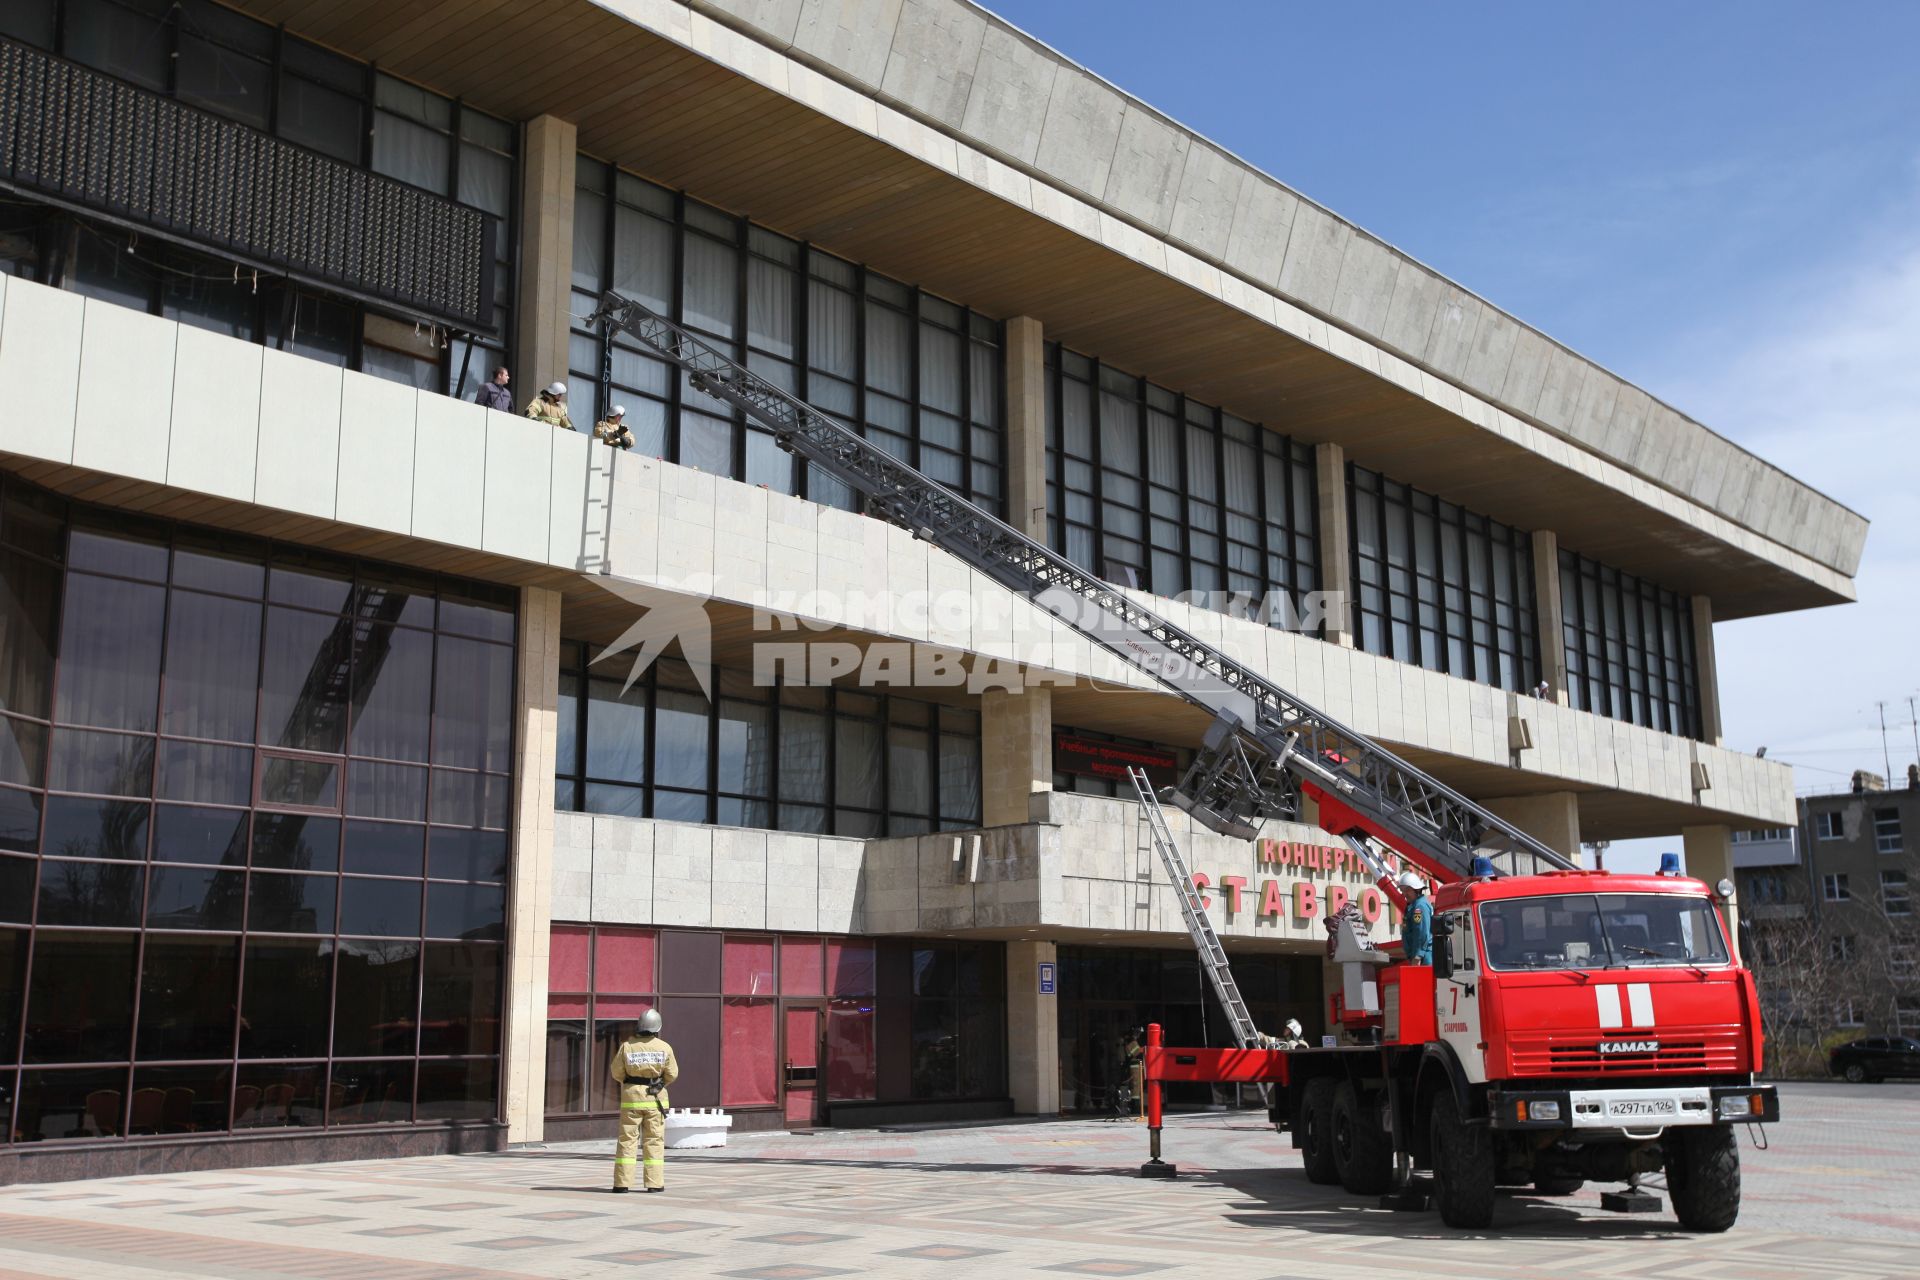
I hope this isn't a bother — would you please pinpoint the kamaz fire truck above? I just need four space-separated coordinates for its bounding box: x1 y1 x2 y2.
588 291 1778 1234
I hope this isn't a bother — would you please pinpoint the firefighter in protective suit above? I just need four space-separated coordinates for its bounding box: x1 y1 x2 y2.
610 1009 678 1192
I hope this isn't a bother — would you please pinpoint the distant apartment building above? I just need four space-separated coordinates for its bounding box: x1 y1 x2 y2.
1739 769 1920 1056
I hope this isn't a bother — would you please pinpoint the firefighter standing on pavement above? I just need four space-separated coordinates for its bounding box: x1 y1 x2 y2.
610 1009 678 1193
1399 870 1434 964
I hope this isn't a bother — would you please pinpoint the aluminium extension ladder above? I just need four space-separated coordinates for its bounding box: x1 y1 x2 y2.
1127 766 1263 1051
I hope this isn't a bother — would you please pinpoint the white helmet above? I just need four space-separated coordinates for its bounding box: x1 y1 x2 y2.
638 1009 662 1034
546 381 567 397
1397 870 1426 893
609 404 627 418
1284 1018 1303 1039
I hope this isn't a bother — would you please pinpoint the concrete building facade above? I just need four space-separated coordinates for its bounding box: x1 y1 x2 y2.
0 0 1861 1179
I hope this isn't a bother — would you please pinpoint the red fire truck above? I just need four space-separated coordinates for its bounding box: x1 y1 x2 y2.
592 290 1780 1234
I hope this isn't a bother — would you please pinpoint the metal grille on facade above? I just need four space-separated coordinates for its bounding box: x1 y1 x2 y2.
0 38 496 332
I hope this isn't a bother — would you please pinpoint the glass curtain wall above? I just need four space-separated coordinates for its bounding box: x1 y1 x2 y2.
1558 549 1701 737
1348 465 1540 693
0 475 515 1145
2 0 515 397
555 643 981 838
1044 345 1318 623
568 157 1005 515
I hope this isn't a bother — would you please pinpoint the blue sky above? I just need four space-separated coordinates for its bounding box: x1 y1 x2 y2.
985 0 1920 867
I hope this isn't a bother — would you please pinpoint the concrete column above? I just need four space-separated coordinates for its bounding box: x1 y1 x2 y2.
1314 442 1353 646
515 114 578 397
502 585 563 1144
1691 595 1723 745
1683 823 1739 958
981 686 1052 827
1003 315 1047 540
1530 529 1569 705
1482 792 1582 865
1005 939 1061 1115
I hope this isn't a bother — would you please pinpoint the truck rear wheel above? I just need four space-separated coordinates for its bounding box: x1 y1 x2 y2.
1665 1126 1740 1233
1332 1080 1393 1195
1299 1078 1340 1185
1430 1090 1496 1228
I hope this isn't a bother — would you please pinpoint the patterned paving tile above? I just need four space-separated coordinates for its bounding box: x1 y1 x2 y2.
615 1218 727 1234
326 1193 413 1203
353 1224 464 1238
419 1201 505 1212
881 1243 1007 1261
582 1248 705 1263
259 1214 358 1227
460 1234 571 1251
741 1230 855 1246
514 1208 610 1221
1040 1263 1175 1276
717 1268 859 1280
172 1205 263 1217
106 1199 186 1210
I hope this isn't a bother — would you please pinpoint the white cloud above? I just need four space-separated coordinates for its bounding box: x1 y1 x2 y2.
1643 195 1920 794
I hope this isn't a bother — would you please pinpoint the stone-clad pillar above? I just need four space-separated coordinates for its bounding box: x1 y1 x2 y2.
515 114 578 399
1314 442 1352 646
1003 315 1047 540
1531 529 1569 705
981 687 1052 828
502 585 562 1143
1684 824 1739 959
1005 939 1061 1115
1692 596 1723 746
1482 792 1582 864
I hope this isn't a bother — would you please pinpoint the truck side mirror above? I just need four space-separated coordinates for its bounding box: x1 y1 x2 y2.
1431 914 1455 979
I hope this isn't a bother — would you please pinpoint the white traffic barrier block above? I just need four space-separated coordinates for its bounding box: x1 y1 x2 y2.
663 1107 733 1149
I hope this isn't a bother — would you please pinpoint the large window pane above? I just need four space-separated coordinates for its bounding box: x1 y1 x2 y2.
328 1060 414 1125
247 871 336 934
23 931 137 1063
350 623 434 761
585 678 646 782
235 1062 324 1129
55 574 166 732
0 546 58 721
420 943 502 1055
162 591 262 742
654 689 710 790
417 1058 496 1122
37 858 145 926
260 607 353 753
239 940 332 1058
721 997 777 1106
136 936 241 1061
433 637 513 772
15 1066 129 1141
147 865 245 931
334 941 421 1057
41 796 148 860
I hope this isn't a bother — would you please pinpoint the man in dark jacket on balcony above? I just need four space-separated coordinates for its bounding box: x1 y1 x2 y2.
474 365 513 413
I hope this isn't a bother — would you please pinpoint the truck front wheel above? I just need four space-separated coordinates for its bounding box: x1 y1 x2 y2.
1430 1090 1496 1228
1299 1078 1340 1185
1332 1080 1393 1195
1665 1126 1740 1233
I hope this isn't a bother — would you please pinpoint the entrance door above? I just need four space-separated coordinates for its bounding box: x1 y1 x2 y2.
783 1004 824 1128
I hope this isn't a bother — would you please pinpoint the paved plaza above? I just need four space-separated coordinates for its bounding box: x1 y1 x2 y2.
0 1083 1914 1280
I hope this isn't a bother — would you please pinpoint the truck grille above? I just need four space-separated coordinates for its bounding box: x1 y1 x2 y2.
1507 1030 1744 1075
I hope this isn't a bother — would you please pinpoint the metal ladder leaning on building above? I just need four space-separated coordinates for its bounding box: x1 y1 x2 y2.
1126 765 1263 1049
585 292 1578 892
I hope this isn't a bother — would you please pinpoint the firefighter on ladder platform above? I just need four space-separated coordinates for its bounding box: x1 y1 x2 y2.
610 1009 678 1193
1398 870 1433 963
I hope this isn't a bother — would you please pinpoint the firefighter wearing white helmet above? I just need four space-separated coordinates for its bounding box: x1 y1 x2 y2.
1398 870 1433 964
610 1008 678 1193
594 404 635 450
525 380 574 431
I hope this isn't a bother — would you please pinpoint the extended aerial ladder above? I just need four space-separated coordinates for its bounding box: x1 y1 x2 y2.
589 292 1576 895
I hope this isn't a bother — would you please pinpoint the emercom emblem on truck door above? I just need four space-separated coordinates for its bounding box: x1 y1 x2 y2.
1435 907 1485 1083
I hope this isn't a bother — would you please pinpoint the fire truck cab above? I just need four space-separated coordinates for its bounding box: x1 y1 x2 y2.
1275 865 1777 1232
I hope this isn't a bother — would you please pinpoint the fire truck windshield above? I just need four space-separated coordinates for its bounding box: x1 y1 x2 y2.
1476 893 1730 971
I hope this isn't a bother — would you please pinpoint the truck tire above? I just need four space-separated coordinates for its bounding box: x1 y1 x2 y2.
1430 1089 1497 1228
1332 1080 1393 1195
1666 1126 1740 1233
1299 1078 1340 1185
